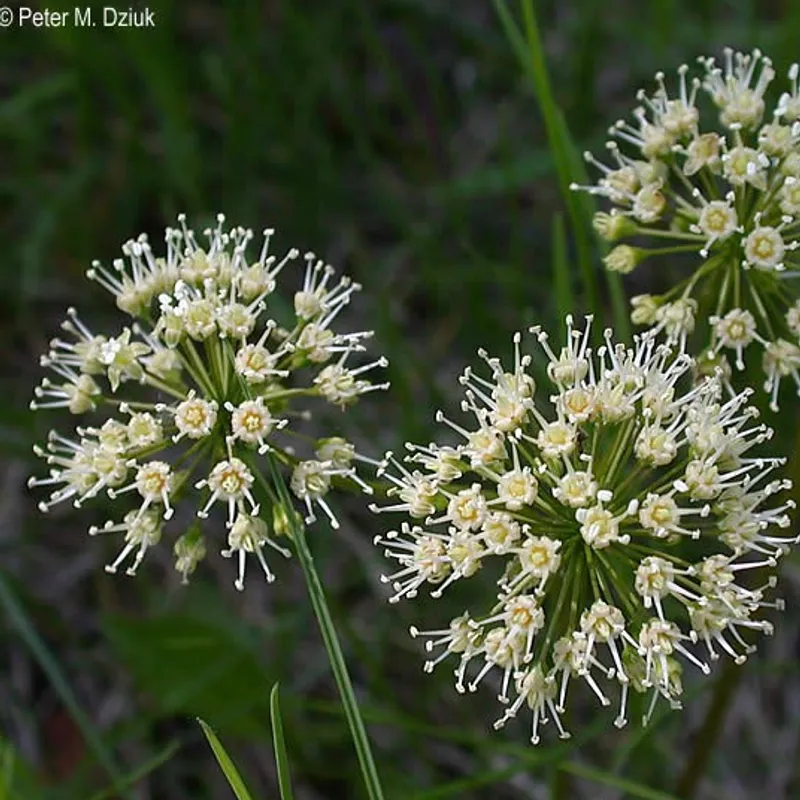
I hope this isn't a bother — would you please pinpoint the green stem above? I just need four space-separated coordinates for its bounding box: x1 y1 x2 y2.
258 458 385 800
675 661 742 798
633 227 705 242
550 764 572 800
292 525 386 800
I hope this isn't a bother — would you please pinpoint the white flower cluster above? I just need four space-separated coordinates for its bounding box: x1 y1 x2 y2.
372 317 795 743
30 215 388 588
574 48 800 409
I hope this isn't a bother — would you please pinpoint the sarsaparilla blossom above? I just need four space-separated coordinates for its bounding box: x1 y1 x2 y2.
29 214 388 589
573 48 800 409
371 316 795 743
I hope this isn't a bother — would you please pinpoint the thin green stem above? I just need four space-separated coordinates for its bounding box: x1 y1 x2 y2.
180 339 217 398
141 373 186 400
258 458 385 800
675 661 742 798
550 764 572 800
291 527 385 800
632 227 705 242
495 0 604 327
644 244 706 257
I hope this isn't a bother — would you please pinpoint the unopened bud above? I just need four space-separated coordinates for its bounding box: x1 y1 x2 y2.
592 212 636 243
630 294 659 325
604 244 642 275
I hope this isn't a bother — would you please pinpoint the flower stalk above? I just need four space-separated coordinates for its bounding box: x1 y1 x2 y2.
263 456 386 800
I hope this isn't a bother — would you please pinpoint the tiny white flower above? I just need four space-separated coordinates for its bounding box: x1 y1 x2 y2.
743 226 786 270
712 308 757 369
603 244 641 274
763 339 800 411
93 510 163 576
695 199 738 252
228 398 278 453
578 503 628 549
174 394 219 440
496 466 538 511
635 424 678 466
787 300 800 337
126 412 163 449
553 470 597 508
183 298 218 340
173 533 207 584
222 513 291 590
446 484 487 532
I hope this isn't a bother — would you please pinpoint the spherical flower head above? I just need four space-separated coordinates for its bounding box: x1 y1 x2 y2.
29 214 388 589
574 49 800 407
372 317 795 744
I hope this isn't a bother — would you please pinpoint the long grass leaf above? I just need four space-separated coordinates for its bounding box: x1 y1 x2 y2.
88 740 180 800
493 0 597 312
494 0 632 340
198 719 255 800
552 213 573 338
562 762 682 800
0 573 129 797
269 685 294 800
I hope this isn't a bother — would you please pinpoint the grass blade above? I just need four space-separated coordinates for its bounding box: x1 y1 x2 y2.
270 685 294 800
197 719 255 800
493 0 597 312
552 213 573 338
493 0 631 340
88 740 180 800
0 573 129 797
562 762 682 800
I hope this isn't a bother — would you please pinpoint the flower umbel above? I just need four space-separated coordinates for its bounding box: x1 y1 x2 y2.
372 317 795 744
574 49 800 409
30 214 388 588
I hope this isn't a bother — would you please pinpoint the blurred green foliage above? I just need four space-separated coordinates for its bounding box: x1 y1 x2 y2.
2 0 800 798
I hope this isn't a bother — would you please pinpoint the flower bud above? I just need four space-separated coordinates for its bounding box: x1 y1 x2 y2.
603 244 641 274
174 527 207 584
592 212 636 243
272 502 303 538
630 294 659 325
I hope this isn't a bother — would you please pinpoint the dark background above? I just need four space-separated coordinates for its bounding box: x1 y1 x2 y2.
2 1 800 798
